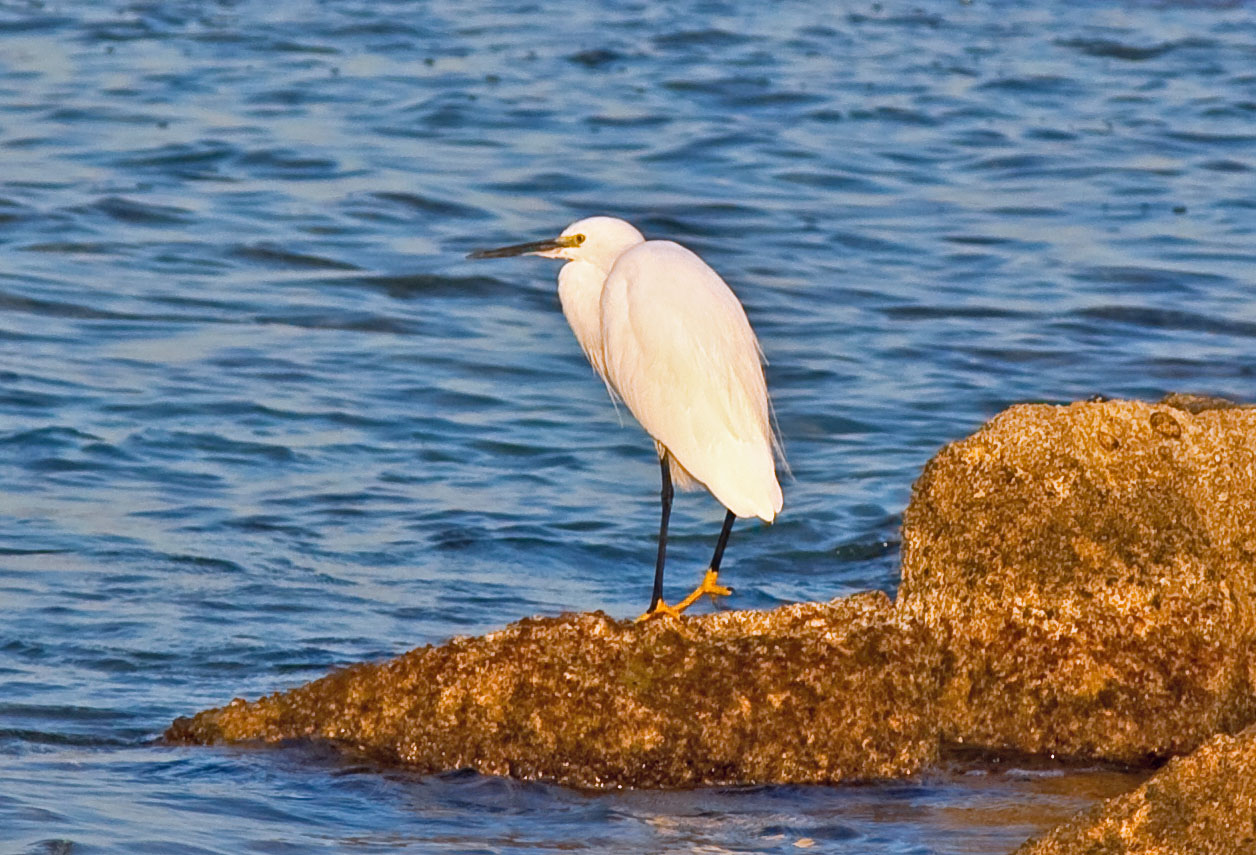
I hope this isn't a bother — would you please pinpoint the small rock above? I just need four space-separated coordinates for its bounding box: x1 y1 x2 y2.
1015 722 1256 854
1160 392 1241 414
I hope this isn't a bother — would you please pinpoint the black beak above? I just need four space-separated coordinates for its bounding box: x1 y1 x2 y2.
466 237 567 260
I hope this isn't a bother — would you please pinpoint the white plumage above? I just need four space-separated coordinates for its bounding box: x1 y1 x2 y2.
469 215 783 617
599 240 781 521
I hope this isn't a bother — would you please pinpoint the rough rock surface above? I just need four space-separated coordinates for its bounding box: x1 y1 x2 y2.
1015 723 1256 854
899 399 1256 763
166 592 942 788
167 396 1256 821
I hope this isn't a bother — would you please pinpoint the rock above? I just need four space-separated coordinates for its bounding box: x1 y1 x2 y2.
900 399 1256 763
165 592 943 788
167 397 1256 793
1015 722 1256 854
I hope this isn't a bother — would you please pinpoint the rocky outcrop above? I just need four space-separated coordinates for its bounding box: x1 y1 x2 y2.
166 396 1256 851
167 593 942 788
1015 722 1256 854
899 399 1256 763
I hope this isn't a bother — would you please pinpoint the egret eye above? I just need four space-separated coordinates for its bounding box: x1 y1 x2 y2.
572 234 586 246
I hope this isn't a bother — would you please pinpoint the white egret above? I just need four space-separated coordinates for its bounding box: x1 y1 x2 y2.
469 216 783 619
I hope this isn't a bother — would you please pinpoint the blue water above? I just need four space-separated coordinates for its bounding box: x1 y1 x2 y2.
1 0 1253 851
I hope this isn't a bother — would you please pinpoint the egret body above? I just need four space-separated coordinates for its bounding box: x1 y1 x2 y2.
469 216 782 618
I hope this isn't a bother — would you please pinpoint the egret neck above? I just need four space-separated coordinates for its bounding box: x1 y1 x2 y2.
550 220 645 382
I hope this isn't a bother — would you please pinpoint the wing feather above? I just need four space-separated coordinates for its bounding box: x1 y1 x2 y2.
600 241 782 521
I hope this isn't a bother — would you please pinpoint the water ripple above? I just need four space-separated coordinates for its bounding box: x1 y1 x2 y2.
0 1 1252 852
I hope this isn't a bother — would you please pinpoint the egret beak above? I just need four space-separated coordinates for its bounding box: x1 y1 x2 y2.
466 234 580 260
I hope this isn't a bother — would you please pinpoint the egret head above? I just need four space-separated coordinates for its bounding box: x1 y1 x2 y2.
468 216 645 272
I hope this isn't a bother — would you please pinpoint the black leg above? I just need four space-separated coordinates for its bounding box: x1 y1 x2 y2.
708 509 736 573
649 455 674 612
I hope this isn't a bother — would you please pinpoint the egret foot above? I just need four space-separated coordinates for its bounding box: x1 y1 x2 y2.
677 568 733 610
635 599 685 622
635 569 732 622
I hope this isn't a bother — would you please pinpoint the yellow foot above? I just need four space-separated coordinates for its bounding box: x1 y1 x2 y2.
634 569 733 622
635 599 684 622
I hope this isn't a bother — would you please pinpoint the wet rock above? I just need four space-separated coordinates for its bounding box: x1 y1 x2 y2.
1015 722 1256 854
901 399 1256 763
166 592 943 788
